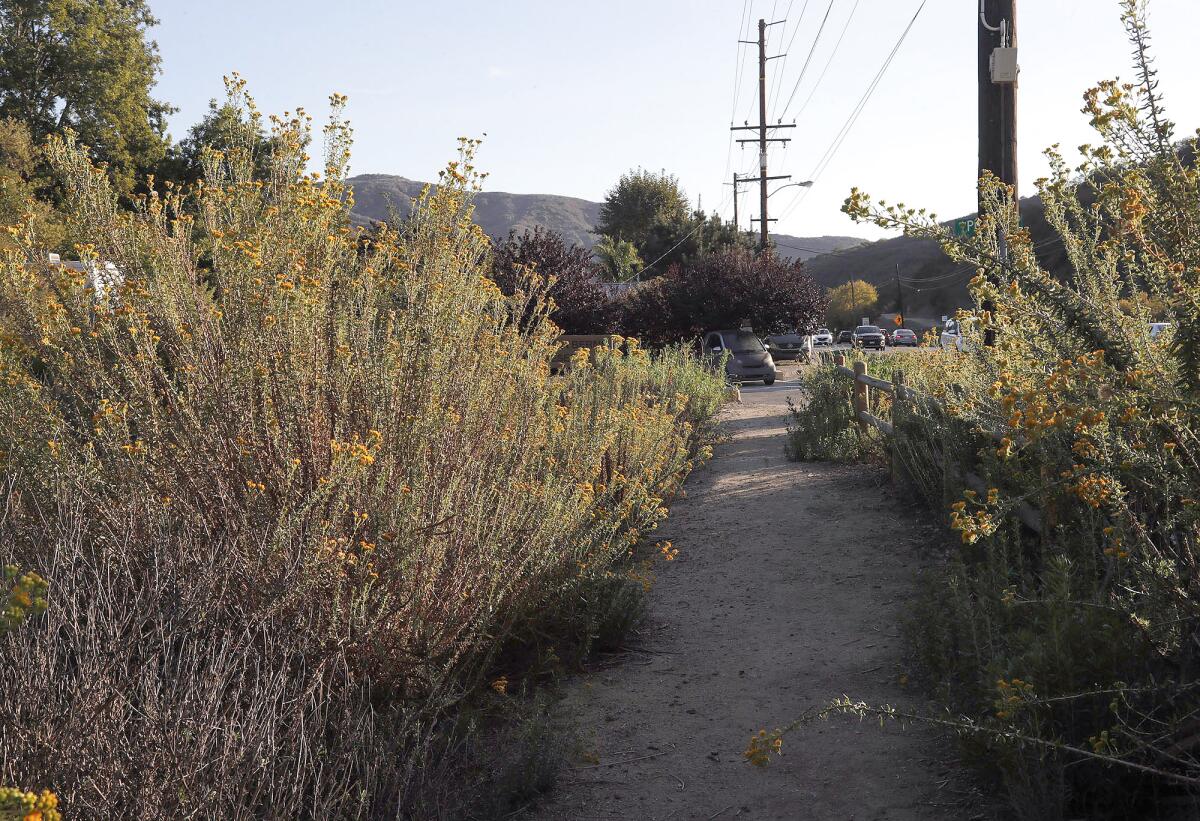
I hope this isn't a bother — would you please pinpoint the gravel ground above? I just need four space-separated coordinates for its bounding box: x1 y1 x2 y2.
527 367 984 821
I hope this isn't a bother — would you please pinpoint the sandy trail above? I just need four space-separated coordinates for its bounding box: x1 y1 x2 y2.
529 369 972 821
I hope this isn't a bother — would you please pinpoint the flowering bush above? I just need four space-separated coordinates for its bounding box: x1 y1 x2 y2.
0 81 724 817
773 4 1200 816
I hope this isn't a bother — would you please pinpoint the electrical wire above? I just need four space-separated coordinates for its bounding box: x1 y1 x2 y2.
776 0 927 226
792 0 860 122
768 0 835 124
768 0 809 119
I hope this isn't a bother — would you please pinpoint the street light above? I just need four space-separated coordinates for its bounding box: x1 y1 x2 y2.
767 180 814 198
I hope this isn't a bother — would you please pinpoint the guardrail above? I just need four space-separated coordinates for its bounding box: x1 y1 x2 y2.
831 354 1043 535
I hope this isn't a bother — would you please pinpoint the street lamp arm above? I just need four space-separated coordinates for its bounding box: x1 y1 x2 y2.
767 180 814 198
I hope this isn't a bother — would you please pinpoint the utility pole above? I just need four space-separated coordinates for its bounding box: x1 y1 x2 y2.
979 0 1017 346
733 17 793 253
895 264 905 329
731 173 742 229
979 0 1018 203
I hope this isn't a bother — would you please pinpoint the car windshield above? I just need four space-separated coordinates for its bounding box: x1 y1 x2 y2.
896 329 914 335
725 331 765 353
817 328 829 334
855 326 881 334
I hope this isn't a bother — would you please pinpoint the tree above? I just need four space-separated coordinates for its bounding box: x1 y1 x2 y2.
596 168 689 250
0 0 173 193
592 235 643 282
596 169 756 276
595 168 713 275
491 227 615 334
0 116 64 252
619 249 827 345
825 279 879 329
158 99 276 187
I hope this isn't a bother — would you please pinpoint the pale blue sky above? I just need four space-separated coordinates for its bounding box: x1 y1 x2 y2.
148 1 1200 240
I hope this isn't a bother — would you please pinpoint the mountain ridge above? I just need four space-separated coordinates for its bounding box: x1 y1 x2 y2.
347 173 867 260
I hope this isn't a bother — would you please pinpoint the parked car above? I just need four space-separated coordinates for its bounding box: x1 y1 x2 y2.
836 330 853 345
891 328 918 347
852 325 886 350
812 328 834 346
703 329 777 385
765 330 809 361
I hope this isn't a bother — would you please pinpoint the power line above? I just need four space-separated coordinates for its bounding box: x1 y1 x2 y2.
768 0 809 119
792 0 860 121
776 0 927 225
776 0 837 123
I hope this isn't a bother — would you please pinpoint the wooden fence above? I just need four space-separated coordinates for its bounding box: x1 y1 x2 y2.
831 354 1043 535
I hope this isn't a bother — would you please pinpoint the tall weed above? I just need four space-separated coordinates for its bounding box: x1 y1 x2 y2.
0 82 724 817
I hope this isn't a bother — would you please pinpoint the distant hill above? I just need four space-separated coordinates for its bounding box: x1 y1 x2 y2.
771 233 868 261
348 174 870 260
801 195 1068 317
347 174 602 250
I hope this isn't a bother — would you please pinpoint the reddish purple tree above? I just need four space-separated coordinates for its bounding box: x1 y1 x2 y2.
619 248 827 343
491 228 616 334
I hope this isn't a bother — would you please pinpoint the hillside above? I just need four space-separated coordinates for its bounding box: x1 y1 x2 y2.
347 174 602 249
348 174 868 259
801 195 1068 316
771 233 866 261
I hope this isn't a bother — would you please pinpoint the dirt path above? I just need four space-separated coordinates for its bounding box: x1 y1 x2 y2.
530 369 971 821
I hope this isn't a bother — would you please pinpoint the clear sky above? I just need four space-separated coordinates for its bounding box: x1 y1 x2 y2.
147 1 1200 241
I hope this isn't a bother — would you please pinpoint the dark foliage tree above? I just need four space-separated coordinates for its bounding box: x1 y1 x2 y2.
0 0 174 193
158 99 277 187
491 227 616 334
619 249 827 344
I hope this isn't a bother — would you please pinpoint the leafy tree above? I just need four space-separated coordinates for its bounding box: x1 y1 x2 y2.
825 279 879 329
0 116 64 251
492 227 615 334
596 168 689 250
620 249 827 344
0 0 173 193
597 170 756 275
158 98 276 187
592 234 643 282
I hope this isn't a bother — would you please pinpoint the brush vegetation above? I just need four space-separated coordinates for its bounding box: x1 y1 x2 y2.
0 80 726 818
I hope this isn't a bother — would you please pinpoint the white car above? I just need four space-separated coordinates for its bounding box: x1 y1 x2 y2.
812 328 834 346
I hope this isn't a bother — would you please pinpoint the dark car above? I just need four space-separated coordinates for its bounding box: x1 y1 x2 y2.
765 331 808 361
703 329 777 385
852 325 886 350
892 328 918 347
836 330 853 344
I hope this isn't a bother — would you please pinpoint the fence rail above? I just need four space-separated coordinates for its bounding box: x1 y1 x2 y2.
830 354 1043 535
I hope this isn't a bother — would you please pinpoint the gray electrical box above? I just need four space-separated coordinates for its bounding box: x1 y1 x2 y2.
990 47 1019 83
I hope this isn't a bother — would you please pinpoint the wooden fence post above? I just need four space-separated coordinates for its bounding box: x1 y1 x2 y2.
891 369 905 482
853 360 869 436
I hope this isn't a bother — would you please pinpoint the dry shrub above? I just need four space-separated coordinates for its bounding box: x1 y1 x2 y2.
0 80 724 818
776 5 1200 817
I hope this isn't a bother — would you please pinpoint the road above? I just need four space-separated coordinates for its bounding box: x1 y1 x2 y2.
528 366 977 821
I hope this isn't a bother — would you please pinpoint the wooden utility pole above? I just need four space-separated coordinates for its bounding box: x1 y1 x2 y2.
756 18 770 250
733 17 792 253
732 173 741 229
979 0 1018 202
894 264 905 328
979 0 1017 346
